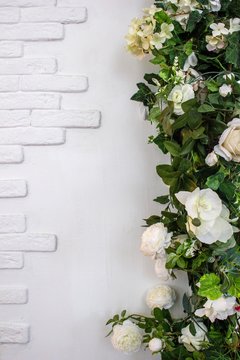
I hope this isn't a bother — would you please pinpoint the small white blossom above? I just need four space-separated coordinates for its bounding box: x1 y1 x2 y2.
229 18 240 34
146 285 176 310
210 23 229 36
183 52 198 71
205 151 218 167
149 338 164 352
208 0 221 11
206 35 226 52
179 322 208 352
219 84 232 97
195 296 237 322
111 320 142 354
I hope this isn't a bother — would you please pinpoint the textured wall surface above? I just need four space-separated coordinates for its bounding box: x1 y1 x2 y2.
0 1 187 359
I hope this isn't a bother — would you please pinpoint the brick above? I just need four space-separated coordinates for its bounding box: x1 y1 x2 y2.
0 0 56 6
0 128 65 145
0 110 30 127
0 323 29 344
31 110 101 128
0 58 57 74
0 214 26 233
0 233 57 252
0 93 60 109
0 41 23 58
21 7 87 24
0 252 23 269
0 8 20 23
0 23 63 41
58 0 82 6
0 286 27 304
0 146 24 163
0 180 27 198
20 75 87 92
0 76 18 91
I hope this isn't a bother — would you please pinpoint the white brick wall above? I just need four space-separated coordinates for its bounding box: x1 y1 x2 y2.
0 1 101 355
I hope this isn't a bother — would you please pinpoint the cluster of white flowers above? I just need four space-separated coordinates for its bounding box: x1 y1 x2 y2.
111 320 142 354
179 322 208 352
206 18 240 52
176 187 234 244
166 0 201 29
195 296 237 322
125 6 174 57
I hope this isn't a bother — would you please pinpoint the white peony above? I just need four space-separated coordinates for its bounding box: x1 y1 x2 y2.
111 320 142 354
219 84 232 97
195 296 237 322
214 118 240 162
229 18 240 34
146 285 176 310
179 322 208 352
140 223 172 257
154 252 171 280
167 84 195 115
205 151 218 166
176 188 234 244
149 338 164 352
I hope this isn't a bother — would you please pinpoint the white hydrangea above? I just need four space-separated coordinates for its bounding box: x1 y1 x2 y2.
195 296 237 322
179 322 208 352
176 188 234 244
111 320 142 354
140 223 172 257
167 84 195 115
146 285 176 310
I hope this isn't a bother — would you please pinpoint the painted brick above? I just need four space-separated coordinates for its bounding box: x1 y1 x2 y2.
0 41 23 58
0 286 27 304
0 8 20 23
31 110 101 128
0 180 27 198
0 128 65 145
0 252 23 269
0 76 19 92
20 75 87 92
0 93 60 109
58 0 82 6
0 233 57 252
0 146 24 163
0 23 63 41
0 110 30 127
0 323 29 344
21 7 87 24
0 0 56 6
0 214 26 233
0 58 57 75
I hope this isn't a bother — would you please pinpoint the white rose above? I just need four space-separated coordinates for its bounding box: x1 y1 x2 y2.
195 296 237 323
111 320 142 354
176 188 234 244
205 151 218 166
214 118 240 162
219 84 232 97
179 322 208 352
146 285 176 310
140 223 172 257
149 338 163 352
167 84 195 115
154 252 170 280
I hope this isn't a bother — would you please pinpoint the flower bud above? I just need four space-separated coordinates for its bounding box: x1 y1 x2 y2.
149 338 163 352
205 151 218 167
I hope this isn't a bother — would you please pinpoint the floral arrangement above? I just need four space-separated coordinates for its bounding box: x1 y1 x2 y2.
106 1 240 359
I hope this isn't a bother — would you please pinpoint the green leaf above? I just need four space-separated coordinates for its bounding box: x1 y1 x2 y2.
198 104 215 113
181 139 195 155
189 322 197 336
144 215 161 226
153 307 164 321
154 10 172 24
153 195 169 204
156 164 181 186
177 257 187 269
166 253 178 269
228 274 240 297
182 294 192 314
164 140 181 156
187 111 203 130
186 11 203 32
148 107 161 122
198 274 222 300
206 172 225 191
225 32 240 68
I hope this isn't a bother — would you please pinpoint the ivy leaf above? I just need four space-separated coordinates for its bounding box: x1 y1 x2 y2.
154 195 169 204
228 275 240 297
198 274 222 300
206 172 225 190
186 11 203 32
189 322 197 336
198 104 215 113
182 294 192 314
225 32 240 68
144 215 161 226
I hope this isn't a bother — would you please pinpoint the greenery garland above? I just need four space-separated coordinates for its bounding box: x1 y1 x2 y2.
106 1 240 359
